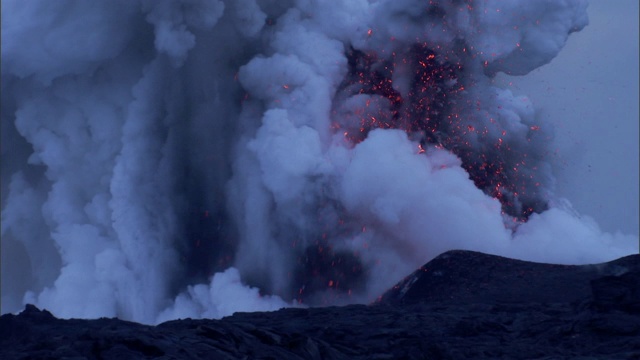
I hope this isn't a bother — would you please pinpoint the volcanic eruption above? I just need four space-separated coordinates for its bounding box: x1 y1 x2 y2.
1 0 637 324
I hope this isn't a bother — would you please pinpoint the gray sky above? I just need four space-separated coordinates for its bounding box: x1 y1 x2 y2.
497 0 639 236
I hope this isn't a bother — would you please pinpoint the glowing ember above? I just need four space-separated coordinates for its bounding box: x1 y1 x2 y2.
293 242 365 302
333 40 548 220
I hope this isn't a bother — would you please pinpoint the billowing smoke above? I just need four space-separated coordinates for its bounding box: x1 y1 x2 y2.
1 0 636 324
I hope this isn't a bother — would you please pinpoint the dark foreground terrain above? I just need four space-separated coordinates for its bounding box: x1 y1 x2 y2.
2 250 639 359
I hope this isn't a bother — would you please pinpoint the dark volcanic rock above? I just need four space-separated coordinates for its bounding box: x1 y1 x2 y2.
2 250 640 359
591 269 640 313
379 250 640 305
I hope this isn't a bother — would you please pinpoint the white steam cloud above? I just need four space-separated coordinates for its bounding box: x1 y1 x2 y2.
1 0 637 324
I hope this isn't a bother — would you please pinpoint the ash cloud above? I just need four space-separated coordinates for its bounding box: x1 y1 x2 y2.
1 0 636 324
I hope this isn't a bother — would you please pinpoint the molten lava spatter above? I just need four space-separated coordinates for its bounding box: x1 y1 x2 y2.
334 42 548 221
293 242 364 303
335 44 460 143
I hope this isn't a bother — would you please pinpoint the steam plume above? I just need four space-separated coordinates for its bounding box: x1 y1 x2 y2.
1 0 636 324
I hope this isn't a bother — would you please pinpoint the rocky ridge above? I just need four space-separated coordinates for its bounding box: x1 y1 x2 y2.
2 250 639 359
